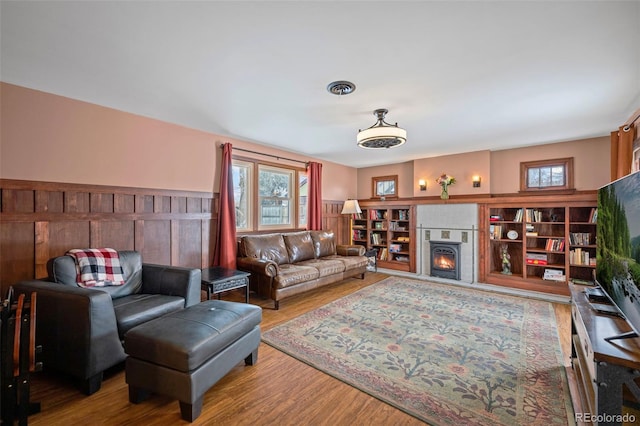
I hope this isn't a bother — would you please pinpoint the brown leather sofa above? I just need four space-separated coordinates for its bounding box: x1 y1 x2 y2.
237 230 367 309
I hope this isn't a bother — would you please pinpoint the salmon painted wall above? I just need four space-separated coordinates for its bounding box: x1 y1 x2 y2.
489 136 610 193
358 137 610 198
0 83 355 200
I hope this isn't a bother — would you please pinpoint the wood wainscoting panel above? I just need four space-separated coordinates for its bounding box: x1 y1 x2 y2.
114 193 135 213
65 191 90 213
2 189 34 213
135 194 154 213
35 190 64 213
0 221 35 286
90 193 114 213
171 219 203 267
48 221 91 259
90 221 135 251
139 220 172 265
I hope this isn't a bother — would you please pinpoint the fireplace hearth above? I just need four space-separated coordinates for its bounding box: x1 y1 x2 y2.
430 241 461 280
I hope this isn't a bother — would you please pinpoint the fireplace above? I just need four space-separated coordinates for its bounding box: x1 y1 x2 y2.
430 241 462 280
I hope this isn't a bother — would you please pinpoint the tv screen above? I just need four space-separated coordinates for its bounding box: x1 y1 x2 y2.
596 170 640 341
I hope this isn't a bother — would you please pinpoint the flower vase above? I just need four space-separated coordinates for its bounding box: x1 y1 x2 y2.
440 186 449 200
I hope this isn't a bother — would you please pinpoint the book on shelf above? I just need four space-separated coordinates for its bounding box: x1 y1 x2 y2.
490 225 502 240
526 231 538 237
570 248 592 265
514 208 542 223
489 215 502 221
526 252 548 265
544 238 565 251
397 210 409 220
571 278 595 286
543 269 566 281
588 208 598 223
378 248 388 261
569 232 591 245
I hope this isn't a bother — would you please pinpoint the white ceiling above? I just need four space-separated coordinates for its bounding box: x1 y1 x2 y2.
2 1 639 168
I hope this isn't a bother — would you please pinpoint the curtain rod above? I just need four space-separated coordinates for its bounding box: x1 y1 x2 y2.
222 143 309 166
623 107 640 131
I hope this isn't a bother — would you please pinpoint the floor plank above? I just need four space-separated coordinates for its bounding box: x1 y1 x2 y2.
22 273 572 425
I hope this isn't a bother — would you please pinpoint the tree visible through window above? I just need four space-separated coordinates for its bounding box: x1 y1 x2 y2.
520 158 574 192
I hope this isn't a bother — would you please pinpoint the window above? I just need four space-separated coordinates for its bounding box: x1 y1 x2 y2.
520 158 574 192
232 159 307 231
258 164 294 229
232 160 253 231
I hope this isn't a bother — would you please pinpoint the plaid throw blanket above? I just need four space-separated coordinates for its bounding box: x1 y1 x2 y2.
66 248 126 287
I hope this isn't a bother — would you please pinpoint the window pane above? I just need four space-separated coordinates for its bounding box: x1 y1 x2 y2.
528 168 539 187
258 165 293 229
551 166 565 186
232 161 252 230
539 167 552 187
299 172 307 227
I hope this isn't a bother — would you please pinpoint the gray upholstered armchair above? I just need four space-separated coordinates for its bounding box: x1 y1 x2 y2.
13 250 201 395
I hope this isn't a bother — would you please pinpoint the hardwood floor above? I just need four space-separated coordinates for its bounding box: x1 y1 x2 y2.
22 273 572 425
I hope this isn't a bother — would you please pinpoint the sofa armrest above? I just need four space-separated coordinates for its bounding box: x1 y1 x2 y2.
12 280 124 381
141 264 201 307
237 257 278 277
336 245 366 256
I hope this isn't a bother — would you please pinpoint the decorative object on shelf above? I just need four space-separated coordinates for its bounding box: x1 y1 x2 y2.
501 244 512 275
357 109 407 149
472 175 481 187
507 230 518 240
418 179 427 191
436 173 456 200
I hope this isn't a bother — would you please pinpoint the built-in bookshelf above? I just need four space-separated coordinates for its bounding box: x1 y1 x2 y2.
482 200 597 295
349 203 415 272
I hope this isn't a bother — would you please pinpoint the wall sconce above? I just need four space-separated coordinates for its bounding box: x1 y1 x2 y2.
472 176 481 188
418 179 427 191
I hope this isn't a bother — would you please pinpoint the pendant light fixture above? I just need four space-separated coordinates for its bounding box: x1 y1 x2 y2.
357 108 407 149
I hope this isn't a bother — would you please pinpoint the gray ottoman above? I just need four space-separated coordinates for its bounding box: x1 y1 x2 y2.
124 300 262 422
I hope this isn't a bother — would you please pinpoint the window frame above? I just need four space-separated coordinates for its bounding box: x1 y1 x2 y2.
232 156 307 233
520 157 574 192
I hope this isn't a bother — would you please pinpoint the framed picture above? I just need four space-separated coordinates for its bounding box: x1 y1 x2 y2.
633 146 640 173
372 175 398 199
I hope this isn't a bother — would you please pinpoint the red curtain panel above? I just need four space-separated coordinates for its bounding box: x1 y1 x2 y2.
213 143 237 269
307 161 323 230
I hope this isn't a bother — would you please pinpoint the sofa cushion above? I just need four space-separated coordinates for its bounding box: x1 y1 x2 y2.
241 234 290 265
113 294 185 339
325 254 368 272
297 258 346 277
273 264 320 288
283 231 315 263
310 230 336 258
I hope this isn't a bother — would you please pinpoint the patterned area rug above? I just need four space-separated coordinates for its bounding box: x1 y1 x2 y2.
262 277 574 425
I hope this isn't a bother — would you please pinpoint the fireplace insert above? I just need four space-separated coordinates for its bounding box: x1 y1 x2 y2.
430 241 461 280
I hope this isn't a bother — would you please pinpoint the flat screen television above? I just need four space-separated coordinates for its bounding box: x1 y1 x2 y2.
596 170 640 341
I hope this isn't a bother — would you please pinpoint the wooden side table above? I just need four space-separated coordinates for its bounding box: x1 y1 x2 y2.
201 267 250 303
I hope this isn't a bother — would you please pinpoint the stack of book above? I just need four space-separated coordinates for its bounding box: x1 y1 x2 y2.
526 252 548 265
543 269 566 281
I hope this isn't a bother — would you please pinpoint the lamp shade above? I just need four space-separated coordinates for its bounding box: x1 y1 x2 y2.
341 199 362 215
357 109 406 149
